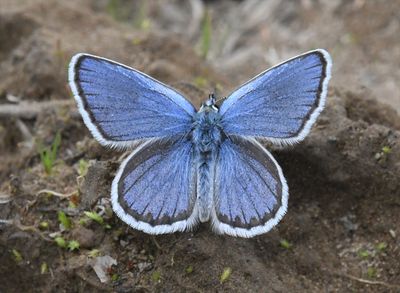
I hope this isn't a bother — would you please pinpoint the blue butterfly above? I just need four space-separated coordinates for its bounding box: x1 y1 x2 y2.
68 50 332 237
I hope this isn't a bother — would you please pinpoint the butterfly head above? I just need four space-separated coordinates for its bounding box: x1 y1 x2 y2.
192 93 223 152
200 94 218 112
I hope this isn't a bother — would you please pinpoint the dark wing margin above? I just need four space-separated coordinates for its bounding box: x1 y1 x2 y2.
111 138 198 234
212 136 288 237
68 53 196 149
220 49 332 145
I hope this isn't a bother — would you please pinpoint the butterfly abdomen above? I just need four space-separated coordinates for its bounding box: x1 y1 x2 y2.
192 105 223 222
196 150 217 222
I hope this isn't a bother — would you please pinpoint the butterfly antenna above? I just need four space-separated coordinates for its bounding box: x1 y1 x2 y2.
209 83 224 106
215 95 227 107
210 93 216 104
204 93 216 107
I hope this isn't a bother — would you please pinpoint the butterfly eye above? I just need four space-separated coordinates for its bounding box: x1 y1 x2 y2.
203 93 216 107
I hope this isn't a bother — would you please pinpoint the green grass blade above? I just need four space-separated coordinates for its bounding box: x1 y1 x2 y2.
51 131 61 163
200 10 212 59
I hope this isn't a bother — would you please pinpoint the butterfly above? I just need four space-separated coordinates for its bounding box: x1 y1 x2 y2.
68 49 332 238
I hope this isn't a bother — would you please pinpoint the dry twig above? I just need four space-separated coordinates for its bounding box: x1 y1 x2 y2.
0 194 12 204
36 189 78 198
335 272 400 290
0 100 74 119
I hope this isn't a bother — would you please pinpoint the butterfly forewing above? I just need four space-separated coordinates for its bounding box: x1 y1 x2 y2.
112 138 198 234
220 49 332 145
69 54 195 148
212 136 288 237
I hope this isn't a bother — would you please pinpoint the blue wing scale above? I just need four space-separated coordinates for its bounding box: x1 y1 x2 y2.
220 49 332 145
212 136 288 237
69 53 195 148
111 138 198 234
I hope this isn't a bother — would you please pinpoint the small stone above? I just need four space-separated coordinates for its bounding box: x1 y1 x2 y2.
328 136 337 143
137 262 153 272
67 255 88 270
339 214 358 233
127 272 134 278
389 229 396 238
137 254 148 261
80 161 113 209
49 231 61 238
72 226 96 249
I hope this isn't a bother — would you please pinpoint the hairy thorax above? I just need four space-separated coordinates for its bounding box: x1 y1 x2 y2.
191 106 224 152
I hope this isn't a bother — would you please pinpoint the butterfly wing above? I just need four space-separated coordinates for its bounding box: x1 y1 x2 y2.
219 49 332 145
69 54 195 148
112 138 198 234
212 136 288 237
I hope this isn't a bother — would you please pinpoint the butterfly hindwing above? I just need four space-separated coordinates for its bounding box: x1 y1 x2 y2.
220 49 332 145
111 138 198 234
212 136 288 237
69 54 195 148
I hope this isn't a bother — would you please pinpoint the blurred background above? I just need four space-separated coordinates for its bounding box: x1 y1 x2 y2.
94 0 400 112
95 0 400 111
1 0 399 110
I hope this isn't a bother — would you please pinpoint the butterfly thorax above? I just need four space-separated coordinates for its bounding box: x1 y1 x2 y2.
191 105 223 153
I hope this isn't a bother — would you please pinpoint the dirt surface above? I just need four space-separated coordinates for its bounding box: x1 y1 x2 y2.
1 1 400 292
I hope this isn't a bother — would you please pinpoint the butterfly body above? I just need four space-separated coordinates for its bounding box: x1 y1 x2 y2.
191 96 224 221
69 49 332 237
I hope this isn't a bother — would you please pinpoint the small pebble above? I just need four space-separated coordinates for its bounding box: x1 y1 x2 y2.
72 226 96 248
137 262 153 272
328 136 337 143
137 254 148 261
339 214 358 233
